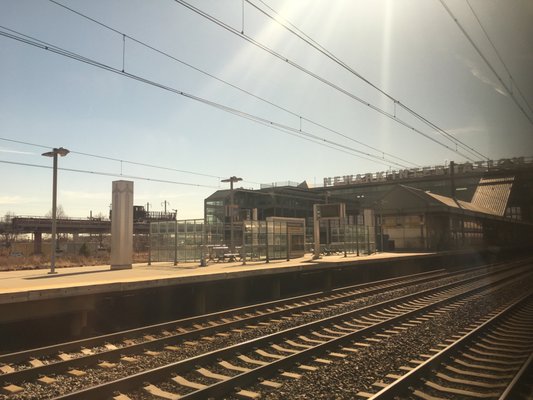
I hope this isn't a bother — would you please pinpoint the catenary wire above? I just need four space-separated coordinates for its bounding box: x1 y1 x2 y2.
465 0 533 117
439 0 533 125
0 159 219 189
172 0 478 162
248 0 488 161
47 0 418 168
0 137 222 180
0 26 411 170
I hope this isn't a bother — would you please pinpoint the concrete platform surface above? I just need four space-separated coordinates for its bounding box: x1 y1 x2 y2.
0 252 432 304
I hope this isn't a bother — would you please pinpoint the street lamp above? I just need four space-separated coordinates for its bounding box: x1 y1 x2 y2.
41 147 69 274
221 176 242 252
172 209 178 266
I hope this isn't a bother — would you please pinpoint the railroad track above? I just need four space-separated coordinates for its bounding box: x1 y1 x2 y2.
0 260 529 399
13 260 528 399
364 292 533 400
0 265 479 389
0 269 448 364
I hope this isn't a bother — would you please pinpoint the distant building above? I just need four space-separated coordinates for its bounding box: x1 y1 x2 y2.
204 157 533 250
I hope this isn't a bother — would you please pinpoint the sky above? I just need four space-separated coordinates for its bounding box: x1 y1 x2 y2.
1 0 532 220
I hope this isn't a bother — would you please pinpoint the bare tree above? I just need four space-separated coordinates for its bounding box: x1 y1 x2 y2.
1 212 17 252
45 204 67 219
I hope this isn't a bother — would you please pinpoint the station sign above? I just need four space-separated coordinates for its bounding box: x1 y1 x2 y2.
323 157 529 188
316 203 346 220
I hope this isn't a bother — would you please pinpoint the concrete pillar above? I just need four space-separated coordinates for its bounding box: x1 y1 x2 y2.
194 285 207 314
271 278 281 299
111 180 133 270
233 280 246 305
324 271 333 292
70 310 88 337
33 232 42 254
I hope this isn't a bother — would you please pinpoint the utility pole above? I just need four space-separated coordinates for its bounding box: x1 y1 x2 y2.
221 176 242 252
449 161 456 199
162 200 170 213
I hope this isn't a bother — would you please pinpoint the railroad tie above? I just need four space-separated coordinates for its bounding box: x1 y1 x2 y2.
355 391 375 398
411 389 447 400
0 364 15 374
218 360 251 372
2 384 24 395
98 361 117 369
37 375 56 385
143 383 180 400
255 349 284 359
113 393 132 400
172 374 207 390
311 331 337 339
298 364 318 371
435 372 507 388
238 355 269 366
259 380 282 388
280 371 301 379
196 367 231 381
271 344 299 354
235 388 261 399
67 369 87 377
298 335 326 344
444 364 512 380
29 359 44 368
424 380 500 398
284 340 312 349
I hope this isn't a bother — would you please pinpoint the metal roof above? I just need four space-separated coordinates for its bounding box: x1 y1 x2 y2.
470 177 514 217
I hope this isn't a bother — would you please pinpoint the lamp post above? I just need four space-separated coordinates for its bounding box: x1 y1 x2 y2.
42 147 69 274
221 176 242 252
172 209 178 266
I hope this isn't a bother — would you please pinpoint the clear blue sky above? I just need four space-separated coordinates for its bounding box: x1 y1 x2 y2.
1 0 532 219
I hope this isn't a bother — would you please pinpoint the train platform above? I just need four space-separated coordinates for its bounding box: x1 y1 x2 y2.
0 249 495 349
0 252 430 305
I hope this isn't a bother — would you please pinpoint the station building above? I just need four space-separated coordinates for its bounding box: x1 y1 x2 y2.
204 157 533 252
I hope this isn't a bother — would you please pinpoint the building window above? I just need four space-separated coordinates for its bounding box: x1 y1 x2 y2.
505 206 522 220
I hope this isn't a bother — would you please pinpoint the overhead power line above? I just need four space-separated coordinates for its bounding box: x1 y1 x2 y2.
47 0 418 168
172 0 480 162
0 26 411 170
248 0 488 161
440 0 533 125
0 159 219 189
465 0 533 119
0 136 222 180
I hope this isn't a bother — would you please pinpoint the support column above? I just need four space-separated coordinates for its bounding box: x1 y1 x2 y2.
33 232 42 255
324 271 333 292
271 278 281 299
194 285 207 314
111 180 133 270
70 310 88 337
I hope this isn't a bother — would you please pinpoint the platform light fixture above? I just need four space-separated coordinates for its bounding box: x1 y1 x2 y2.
42 147 70 274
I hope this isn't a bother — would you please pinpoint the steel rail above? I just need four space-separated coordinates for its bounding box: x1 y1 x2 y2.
0 267 449 365
367 292 533 399
0 267 457 384
498 352 533 400
3 258 515 366
50 263 530 399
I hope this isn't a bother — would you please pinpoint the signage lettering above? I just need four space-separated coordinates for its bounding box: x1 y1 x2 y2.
323 157 527 187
